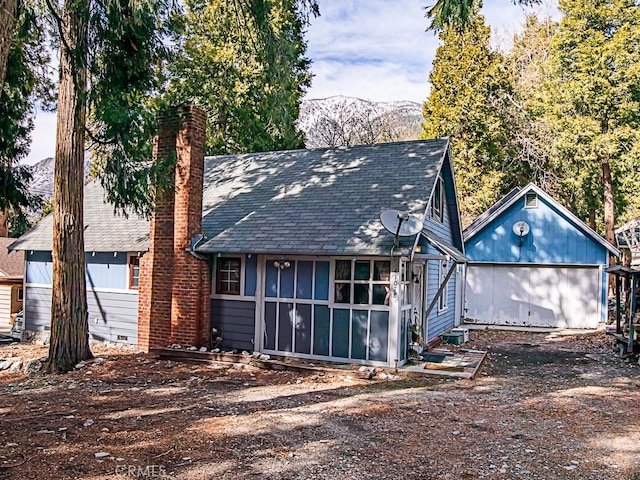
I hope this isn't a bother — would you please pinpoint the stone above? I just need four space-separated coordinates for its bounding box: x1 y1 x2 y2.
0 360 13 370
5 443 18 448
258 354 270 361
188 346 197 351
212 348 220 353
241 351 251 356
8 361 22 373
94 452 111 459
23 359 42 375
83 419 95 427
170 344 182 349
199 347 207 353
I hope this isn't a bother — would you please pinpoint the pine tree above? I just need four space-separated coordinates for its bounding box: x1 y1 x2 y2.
421 12 513 226
166 0 313 155
547 0 640 246
44 0 175 372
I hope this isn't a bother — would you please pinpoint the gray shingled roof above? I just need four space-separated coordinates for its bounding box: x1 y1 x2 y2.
11 139 450 256
0 237 24 277
10 181 150 252
197 139 449 255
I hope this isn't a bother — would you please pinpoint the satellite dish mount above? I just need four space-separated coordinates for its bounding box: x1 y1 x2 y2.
512 221 530 247
380 209 424 249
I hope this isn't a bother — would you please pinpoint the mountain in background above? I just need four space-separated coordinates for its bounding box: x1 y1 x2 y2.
27 96 423 200
298 95 423 148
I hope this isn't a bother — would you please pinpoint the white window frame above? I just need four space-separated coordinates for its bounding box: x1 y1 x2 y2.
430 176 445 223
438 259 448 312
212 255 245 298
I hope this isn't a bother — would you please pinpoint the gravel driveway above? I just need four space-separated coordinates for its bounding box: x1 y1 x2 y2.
0 328 638 479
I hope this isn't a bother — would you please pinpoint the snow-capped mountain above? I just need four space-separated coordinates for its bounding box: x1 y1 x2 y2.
27 96 423 200
298 95 423 148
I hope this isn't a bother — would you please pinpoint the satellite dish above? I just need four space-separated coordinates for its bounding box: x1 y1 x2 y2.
380 209 424 237
512 221 530 237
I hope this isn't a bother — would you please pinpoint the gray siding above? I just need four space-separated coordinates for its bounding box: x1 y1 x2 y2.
25 285 139 344
211 299 255 351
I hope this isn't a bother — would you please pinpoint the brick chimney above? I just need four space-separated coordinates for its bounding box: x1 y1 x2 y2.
138 105 210 351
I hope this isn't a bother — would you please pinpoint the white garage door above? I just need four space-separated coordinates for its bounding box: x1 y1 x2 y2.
465 265 601 329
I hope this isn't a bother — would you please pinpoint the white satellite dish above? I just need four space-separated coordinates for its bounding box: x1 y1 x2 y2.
512 221 530 237
380 209 424 237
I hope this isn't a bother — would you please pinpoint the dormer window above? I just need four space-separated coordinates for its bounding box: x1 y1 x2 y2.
525 192 538 209
430 176 444 222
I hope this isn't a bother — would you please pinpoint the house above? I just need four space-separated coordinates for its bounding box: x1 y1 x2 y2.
10 105 466 367
463 184 619 329
0 237 24 333
616 217 640 266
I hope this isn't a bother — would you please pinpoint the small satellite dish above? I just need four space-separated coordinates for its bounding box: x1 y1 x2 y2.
380 209 424 237
512 221 530 237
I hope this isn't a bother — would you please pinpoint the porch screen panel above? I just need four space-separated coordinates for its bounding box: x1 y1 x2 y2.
245 254 257 296
277 302 294 352
264 302 277 350
332 309 350 358
314 262 329 300
351 310 368 360
280 266 295 299
296 261 313 299
313 305 330 356
294 304 312 354
369 311 389 362
265 263 278 298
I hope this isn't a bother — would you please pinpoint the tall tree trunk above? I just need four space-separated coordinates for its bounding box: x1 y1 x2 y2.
46 0 92 373
588 209 596 231
0 209 8 236
0 0 18 95
1 0 22 234
602 159 615 256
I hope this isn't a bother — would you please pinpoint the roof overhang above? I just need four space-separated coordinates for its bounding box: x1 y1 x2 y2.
420 228 469 263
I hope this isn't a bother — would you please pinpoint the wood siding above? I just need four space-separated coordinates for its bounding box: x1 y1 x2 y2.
465 195 609 265
24 285 139 344
0 286 11 330
211 299 255 351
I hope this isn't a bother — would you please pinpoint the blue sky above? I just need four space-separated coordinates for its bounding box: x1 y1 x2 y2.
25 0 558 165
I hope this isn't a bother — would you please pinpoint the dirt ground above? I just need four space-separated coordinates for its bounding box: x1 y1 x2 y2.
1 329 639 480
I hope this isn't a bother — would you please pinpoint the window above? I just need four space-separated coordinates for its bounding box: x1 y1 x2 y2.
129 256 140 289
438 260 448 311
430 176 444 222
525 192 538 208
216 257 241 295
17 288 23 302
334 259 390 305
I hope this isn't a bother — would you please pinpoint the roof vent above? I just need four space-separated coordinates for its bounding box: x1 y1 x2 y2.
525 192 538 209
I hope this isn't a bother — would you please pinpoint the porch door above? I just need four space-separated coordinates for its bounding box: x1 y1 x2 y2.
262 259 330 355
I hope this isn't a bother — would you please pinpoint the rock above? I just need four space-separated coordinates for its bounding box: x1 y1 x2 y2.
358 366 367 372
212 348 220 353
75 362 87 370
37 430 55 434
170 344 182 349
0 360 13 370
187 346 198 351
378 373 388 380
241 350 251 356
93 357 105 364
5 443 18 448
258 354 270 361
23 358 42 375
199 347 208 353
101 428 110 432
83 419 95 427
9 361 22 373
252 352 261 358
94 452 111 459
